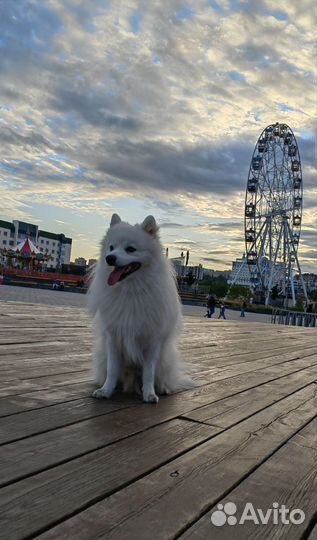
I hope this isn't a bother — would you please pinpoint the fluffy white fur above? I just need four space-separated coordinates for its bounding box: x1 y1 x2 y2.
87 213 194 403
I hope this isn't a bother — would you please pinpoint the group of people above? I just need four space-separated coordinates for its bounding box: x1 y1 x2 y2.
205 294 226 319
205 294 247 320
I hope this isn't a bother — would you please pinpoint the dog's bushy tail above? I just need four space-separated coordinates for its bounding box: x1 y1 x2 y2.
155 337 195 395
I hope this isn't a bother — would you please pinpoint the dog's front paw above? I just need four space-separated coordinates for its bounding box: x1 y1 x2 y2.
92 387 113 399
143 391 159 404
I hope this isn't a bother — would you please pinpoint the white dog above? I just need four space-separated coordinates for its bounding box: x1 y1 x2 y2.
87 213 193 403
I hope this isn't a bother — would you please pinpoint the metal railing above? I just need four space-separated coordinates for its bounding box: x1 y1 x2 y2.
271 308 317 327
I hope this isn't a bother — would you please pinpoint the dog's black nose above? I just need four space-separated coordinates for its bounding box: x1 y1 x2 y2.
106 254 117 266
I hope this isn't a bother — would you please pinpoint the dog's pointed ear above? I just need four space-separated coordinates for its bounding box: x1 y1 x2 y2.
141 215 158 237
110 213 121 227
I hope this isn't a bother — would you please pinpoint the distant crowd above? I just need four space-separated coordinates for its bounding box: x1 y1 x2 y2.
205 294 247 320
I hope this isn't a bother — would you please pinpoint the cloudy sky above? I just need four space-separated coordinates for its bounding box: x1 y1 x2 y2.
0 0 316 270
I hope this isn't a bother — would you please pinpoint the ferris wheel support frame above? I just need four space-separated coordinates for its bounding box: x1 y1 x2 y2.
264 216 309 306
286 220 308 304
265 216 283 305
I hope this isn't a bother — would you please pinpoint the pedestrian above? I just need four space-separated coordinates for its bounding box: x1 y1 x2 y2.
206 294 216 318
218 302 226 320
240 299 246 317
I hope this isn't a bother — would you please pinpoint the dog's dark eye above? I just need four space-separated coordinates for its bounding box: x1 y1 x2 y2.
126 246 136 253
109 245 114 252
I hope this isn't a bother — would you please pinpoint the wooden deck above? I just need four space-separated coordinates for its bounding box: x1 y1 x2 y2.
0 300 316 540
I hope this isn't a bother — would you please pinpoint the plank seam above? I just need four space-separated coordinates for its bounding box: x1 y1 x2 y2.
300 510 317 540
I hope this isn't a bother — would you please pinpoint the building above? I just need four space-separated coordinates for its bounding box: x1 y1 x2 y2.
0 219 72 269
169 255 185 277
203 268 231 279
301 273 317 291
228 254 286 290
169 256 204 281
0 220 15 251
293 273 317 294
228 255 251 287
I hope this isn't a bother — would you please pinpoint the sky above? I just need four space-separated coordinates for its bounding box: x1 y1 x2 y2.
0 0 316 270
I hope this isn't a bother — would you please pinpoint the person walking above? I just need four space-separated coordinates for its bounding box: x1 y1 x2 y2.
206 294 216 318
240 299 246 317
218 302 226 319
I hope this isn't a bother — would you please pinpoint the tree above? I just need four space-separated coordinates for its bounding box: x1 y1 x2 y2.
227 284 251 300
309 289 317 302
200 276 229 298
294 297 305 312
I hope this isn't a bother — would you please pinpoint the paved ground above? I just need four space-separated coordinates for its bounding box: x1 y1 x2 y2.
0 284 272 323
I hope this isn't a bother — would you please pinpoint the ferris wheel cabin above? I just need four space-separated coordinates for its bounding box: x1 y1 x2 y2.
247 178 257 192
291 160 300 172
293 176 302 189
245 203 256 218
252 156 262 170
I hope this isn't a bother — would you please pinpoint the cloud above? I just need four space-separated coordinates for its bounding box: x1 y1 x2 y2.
159 222 185 228
171 239 197 246
0 0 315 269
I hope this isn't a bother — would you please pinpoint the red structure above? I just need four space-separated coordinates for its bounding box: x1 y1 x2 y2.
0 236 51 271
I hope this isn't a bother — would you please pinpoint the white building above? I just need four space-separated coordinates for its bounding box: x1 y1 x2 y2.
228 254 286 289
0 219 72 269
0 220 15 250
228 255 251 287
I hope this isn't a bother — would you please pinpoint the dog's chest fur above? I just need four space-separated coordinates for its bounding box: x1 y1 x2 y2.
99 273 179 365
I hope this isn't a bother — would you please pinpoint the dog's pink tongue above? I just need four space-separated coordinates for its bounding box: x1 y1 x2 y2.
108 267 127 286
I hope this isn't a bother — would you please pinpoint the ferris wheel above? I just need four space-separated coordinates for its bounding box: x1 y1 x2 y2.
244 122 308 306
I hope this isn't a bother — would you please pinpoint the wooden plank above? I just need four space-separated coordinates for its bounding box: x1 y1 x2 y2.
1 342 315 379
33 385 316 540
0 382 94 417
1 364 90 381
0 419 215 540
0 371 91 398
0 396 141 445
0 331 92 345
1 343 315 416
1 341 315 400
188 356 317 408
179 419 317 540
188 348 317 384
181 366 317 426
0 363 315 487
0 365 315 444
0 341 91 357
